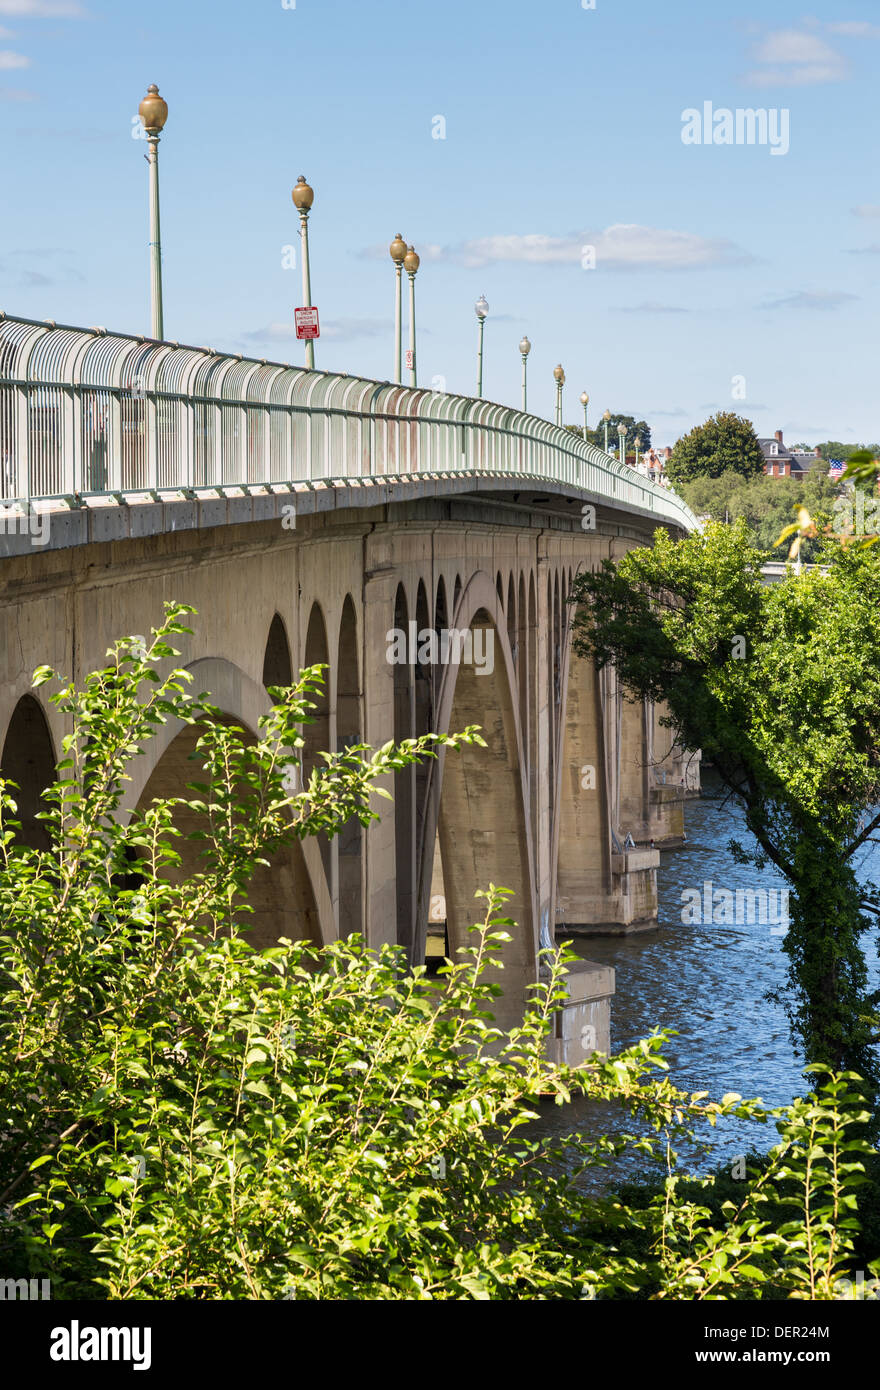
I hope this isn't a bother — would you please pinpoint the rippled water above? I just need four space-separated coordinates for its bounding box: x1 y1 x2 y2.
533 769 880 1176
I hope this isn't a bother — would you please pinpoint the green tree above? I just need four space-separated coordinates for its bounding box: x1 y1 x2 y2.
817 441 880 464
0 604 876 1300
565 414 651 454
679 465 841 558
570 522 880 1128
667 412 764 486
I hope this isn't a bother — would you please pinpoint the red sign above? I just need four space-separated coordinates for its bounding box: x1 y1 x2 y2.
405 349 414 369
295 306 320 340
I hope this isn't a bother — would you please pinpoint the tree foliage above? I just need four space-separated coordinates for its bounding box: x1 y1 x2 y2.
667 412 765 486
565 414 651 453
818 441 880 465
570 523 880 1127
679 465 841 558
0 604 876 1299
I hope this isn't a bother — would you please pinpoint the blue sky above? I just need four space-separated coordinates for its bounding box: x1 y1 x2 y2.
1 0 878 447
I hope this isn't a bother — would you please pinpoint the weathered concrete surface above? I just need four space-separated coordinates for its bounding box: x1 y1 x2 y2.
0 477 695 1064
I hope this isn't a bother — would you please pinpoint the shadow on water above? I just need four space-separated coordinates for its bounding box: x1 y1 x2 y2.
531 769 880 1183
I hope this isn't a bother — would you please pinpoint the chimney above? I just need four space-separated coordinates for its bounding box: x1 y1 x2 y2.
775 429 784 444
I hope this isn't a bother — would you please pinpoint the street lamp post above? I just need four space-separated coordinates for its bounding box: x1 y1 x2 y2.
292 176 316 369
475 295 489 397
553 364 565 426
390 233 407 384
580 391 589 441
603 409 611 453
519 335 531 412
404 245 420 387
138 84 168 341
618 424 627 464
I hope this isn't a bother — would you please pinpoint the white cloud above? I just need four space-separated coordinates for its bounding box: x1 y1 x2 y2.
0 84 33 98
752 30 840 64
847 243 880 255
747 62 848 86
0 48 29 67
451 225 752 271
243 318 388 344
761 290 857 311
0 25 14 34
746 28 849 85
825 21 880 39
0 1 85 14
359 242 444 263
456 233 574 266
243 323 299 342
321 318 388 341
617 301 689 314
0 248 83 286
361 226 751 272
851 205 880 218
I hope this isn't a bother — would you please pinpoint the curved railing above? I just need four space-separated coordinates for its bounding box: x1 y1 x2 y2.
0 312 697 532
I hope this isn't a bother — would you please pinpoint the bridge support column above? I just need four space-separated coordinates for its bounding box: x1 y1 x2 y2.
534 556 554 948
646 701 700 846
361 563 399 950
434 614 537 1034
555 646 659 937
550 959 614 1065
618 692 652 844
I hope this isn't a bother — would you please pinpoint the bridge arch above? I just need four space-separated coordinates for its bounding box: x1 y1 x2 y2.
527 572 538 842
435 574 448 633
413 580 433 933
415 571 536 1029
552 598 612 935
120 655 333 948
392 582 415 953
0 693 55 851
337 594 363 939
263 612 293 690
303 602 332 889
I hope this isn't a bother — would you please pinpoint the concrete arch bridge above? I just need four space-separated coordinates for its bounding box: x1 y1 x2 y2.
0 312 700 1062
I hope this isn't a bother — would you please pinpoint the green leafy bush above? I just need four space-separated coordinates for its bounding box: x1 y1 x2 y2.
0 605 876 1299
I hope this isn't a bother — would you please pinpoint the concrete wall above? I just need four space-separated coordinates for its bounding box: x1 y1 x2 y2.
0 481 696 1065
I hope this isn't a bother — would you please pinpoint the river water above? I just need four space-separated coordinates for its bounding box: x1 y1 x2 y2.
535 769 880 1179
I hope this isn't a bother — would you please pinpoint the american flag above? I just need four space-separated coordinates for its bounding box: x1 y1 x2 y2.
828 459 845 476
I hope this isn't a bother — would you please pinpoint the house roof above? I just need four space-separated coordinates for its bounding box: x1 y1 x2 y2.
757 437 794 462
788 452 816 473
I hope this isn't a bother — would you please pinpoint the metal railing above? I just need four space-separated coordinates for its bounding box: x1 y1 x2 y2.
0 312 697 531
